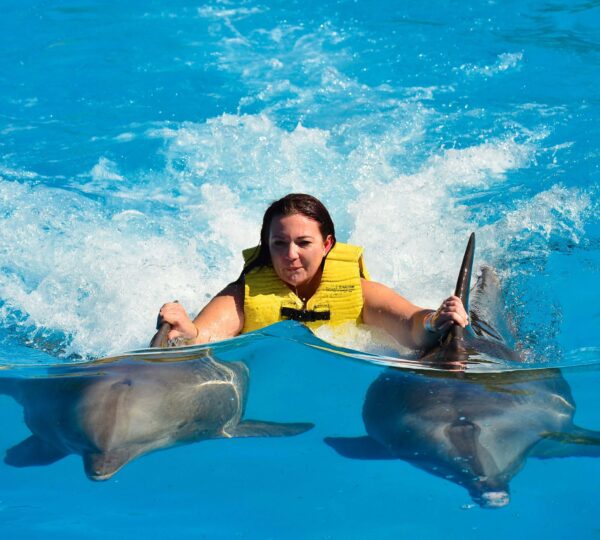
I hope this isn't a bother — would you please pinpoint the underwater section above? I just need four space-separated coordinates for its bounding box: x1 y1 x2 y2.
0 324 599 537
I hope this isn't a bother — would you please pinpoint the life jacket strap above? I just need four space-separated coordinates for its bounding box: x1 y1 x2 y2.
280 307 331 323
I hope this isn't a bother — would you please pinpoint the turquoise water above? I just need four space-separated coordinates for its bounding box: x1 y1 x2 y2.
1 0 600 537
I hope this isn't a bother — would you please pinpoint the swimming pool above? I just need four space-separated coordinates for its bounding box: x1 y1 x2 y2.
1 0 599 537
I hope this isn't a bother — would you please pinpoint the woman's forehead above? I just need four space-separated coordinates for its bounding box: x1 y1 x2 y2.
269 213 321 237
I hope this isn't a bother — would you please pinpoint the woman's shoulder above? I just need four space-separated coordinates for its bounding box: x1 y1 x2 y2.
217 280 244 299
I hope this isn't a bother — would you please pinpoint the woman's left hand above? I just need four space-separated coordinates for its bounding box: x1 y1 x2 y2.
428 295 469 333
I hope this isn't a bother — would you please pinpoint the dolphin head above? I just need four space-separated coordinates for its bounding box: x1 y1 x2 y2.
442 416 514 509
402 409 517 509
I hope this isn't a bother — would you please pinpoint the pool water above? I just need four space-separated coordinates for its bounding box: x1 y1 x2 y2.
1 0 599 538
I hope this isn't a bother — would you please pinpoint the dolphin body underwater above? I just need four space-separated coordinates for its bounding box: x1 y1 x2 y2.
0 331 313 480
326 233 600 508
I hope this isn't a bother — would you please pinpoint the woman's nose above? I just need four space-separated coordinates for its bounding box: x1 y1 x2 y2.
286 243 299 259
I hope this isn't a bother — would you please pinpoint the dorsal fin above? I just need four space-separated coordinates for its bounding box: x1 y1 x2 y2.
149 321 172 348
449 233 475 343
454 233 476 309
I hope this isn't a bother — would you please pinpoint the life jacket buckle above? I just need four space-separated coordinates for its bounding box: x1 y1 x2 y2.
280 306 331 323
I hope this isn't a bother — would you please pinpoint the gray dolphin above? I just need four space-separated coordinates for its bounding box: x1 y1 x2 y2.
327 366 600 508
1 348 313 480
326 233 600 508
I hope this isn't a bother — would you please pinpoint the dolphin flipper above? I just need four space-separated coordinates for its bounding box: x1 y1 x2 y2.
227 420 314 438
531 427 600 459
324 436 395 460
5 435 69 467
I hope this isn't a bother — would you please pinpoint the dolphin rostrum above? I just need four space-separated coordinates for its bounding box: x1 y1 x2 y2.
326 233 600 508
1 342 313 480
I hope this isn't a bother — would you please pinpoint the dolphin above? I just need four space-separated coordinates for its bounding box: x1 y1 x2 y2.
325 233 600 508
1 340 313 480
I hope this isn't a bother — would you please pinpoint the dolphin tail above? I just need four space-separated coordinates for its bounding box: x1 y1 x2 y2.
531 426 600 459
227 420 314 438
324 436 395 460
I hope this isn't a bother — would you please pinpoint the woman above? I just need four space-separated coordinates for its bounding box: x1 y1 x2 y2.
159 194 468 349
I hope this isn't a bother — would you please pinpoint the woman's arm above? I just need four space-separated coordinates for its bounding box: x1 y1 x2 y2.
361 279 468 349
159 281 244 345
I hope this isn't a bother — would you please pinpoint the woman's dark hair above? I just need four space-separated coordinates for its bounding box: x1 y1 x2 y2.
241 193 336 277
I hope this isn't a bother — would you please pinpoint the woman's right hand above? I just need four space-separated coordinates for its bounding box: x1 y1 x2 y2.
158 302 198 342
426 295 469 334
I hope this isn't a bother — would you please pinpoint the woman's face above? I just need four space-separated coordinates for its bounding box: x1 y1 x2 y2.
268 213 333 292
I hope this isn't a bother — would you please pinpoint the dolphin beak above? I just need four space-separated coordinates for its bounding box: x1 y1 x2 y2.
83 451 128 482
87 472 113 482
478 490 510 509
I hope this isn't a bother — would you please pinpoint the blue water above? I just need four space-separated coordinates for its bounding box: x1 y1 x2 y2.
1 0 599 537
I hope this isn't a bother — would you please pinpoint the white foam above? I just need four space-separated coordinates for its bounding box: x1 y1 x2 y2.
156 113 355 217
0 180 234 357
115 132 136 142
348 137 537 307
197 6 263 19
459 52 524 77
489 184 591 246
0 166 39 180
90 157 124 182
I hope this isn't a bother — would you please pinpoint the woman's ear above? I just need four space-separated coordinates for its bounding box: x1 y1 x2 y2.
323 235 333 255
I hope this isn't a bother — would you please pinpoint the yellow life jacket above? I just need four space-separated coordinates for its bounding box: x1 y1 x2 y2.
242 242 370 333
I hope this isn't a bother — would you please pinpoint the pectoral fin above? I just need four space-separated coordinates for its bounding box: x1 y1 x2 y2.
531 427 600 459
324 436 395 460
227 420 314 438
4 435 69 467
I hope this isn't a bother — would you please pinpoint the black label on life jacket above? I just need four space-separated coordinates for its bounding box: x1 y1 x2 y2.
280 306 331 323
